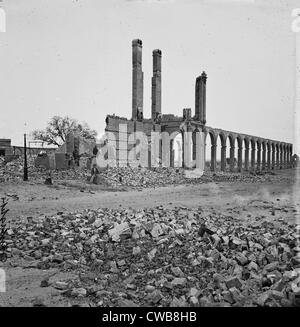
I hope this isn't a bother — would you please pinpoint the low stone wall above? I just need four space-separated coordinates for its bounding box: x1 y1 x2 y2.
11 146 57 156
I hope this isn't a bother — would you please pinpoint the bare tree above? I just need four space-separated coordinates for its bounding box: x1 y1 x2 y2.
31 116 97 146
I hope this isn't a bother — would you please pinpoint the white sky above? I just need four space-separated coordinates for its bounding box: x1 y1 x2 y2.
0 0 299 151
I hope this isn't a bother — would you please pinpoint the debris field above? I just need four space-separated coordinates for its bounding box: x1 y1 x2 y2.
0 156 299 307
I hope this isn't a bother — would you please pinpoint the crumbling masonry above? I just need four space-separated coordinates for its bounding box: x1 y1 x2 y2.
104 39 293 171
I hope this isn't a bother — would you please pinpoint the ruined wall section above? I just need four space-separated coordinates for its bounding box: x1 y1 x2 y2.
105 115 161 166
0 139 12 156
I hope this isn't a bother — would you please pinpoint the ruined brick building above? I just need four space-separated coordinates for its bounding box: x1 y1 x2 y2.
104 39 293 171
0 139 12 156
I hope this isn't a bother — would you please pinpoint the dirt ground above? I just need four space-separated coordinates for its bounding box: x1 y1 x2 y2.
1 168 299 219
0 168 299 307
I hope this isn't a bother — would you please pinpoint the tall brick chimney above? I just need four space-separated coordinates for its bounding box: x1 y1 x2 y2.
132 39 144 120
195 71 207 125
151 49 162 120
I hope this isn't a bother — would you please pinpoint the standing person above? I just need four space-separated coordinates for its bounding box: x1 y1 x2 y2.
90 163 100 184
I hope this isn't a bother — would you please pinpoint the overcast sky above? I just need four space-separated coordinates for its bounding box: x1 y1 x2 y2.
0 0 298 150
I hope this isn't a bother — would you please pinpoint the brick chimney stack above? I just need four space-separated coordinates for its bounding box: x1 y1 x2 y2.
132 39 144 120
151 49 162 120
195 71 207 125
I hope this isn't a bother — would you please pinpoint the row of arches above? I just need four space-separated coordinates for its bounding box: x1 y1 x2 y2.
167 127 292 171
204 128 293 172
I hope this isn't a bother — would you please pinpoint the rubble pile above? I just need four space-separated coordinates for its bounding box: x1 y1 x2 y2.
0 156 291 187
97 167 189 188
6 206 300 307
0 156 38 182
96 167 289 188
0 156 89 183
46 168 89 181
206 171 283 184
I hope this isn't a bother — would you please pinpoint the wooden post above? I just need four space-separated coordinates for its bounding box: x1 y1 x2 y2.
23 134 28 181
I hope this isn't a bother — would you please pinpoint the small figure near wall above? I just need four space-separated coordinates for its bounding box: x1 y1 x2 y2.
90 163 100 184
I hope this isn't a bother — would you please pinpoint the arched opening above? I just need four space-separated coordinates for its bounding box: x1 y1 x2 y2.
279 144 283 169
285 144 289 168
236 136 243 172
266 142 271 170
271 143 275 169
243 138 250 171
282 144 286 168
232 137 238 172
256 140 262 170
192 128 200 168
204 131 216 171
260 141 266 170
283 144 286 168
275 143 280 169
289 145 293 167
250 139 256 171
173 132 183 168
216 133 225 171
225 136 231 171
223 135 237 172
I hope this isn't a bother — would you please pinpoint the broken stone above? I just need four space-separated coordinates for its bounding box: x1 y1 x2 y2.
269 290 285 301
52 254 64 263
117 259 126 267
199 296 210 307
110 261 119 273
225 277 243 290
264 261 279 272
146 290 163 304
132 246 141 256
108 222 131 242
170 296 188 307
71 288 87 297
171 277 187 287
283 270 298 280
280 298 293 307
188 287 201 298
256 292 271 306
235 253 248 266
118 299 138 307
41 239 51 246
171 266 185 277
248 261 258 271
145 285 156 292
189 296 199 306
222 291 234 304
175 228 185 235
53 281 69 290
229 287 241 303
151 223 164 238
147 248 157 261
34 250 42 260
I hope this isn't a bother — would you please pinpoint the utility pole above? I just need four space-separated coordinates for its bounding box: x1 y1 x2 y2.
23 133 28 181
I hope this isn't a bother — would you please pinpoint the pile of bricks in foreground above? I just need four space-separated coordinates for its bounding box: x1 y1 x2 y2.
5 206 300 307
